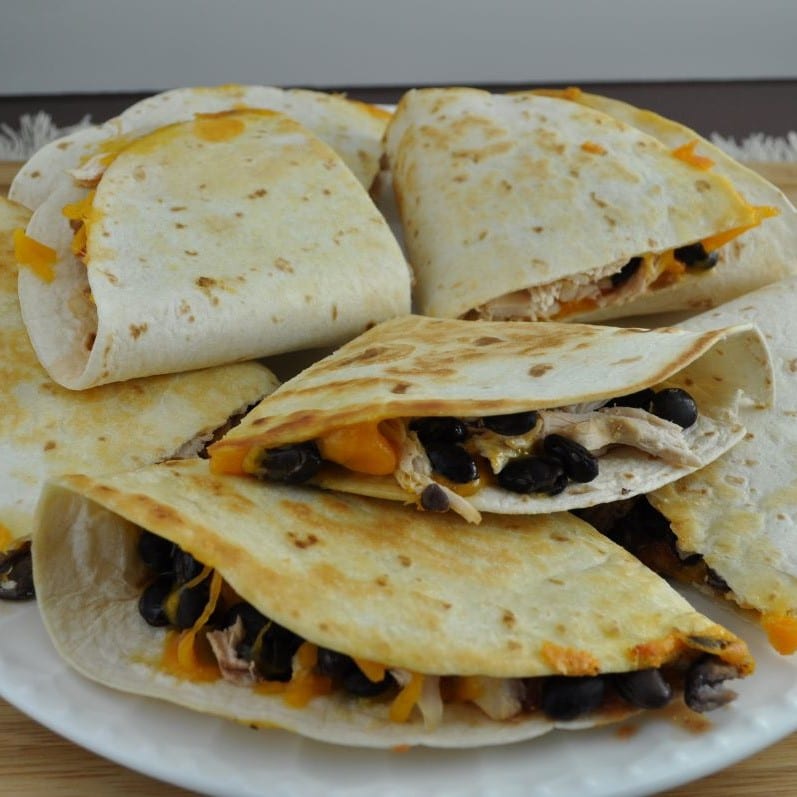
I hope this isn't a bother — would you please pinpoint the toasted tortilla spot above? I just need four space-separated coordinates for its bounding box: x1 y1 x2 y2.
528 364 554 377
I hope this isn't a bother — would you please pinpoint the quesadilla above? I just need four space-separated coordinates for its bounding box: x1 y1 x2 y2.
209 315 771 523
0 197 277 562
33 458 754 747
9 84 391 211
529 87 797 320
14 108 410 389
383 87 780 322
589 277 797 656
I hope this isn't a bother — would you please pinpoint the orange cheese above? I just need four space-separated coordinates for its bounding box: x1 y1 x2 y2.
12 228 57 282
281 643 333 707
317 421 398 475
762 613 797 655
62 190 97 260
553 296 598 319
389 672 424 723
581 141 606 155
0 523 14 551
671 140 714 171
208 441 249 475
700 205 780 253
354 658 387 683
193 112 247 142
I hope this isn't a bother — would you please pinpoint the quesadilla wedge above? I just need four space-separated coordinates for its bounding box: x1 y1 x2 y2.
383 87 778 322
529 87 797 320
209 315 771 523
9 84 391 211
14 108 410 389
588 277 797 656
33 458 754 747
0 197 278 558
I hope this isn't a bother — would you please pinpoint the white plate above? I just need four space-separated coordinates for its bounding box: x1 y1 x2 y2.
3 587 797 797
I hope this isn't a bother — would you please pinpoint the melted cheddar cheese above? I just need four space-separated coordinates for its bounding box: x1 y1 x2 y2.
12 229 57 282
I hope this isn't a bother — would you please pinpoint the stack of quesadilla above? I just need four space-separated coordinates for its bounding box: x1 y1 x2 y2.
384 87 793 322
209 314 771 523
11 91 410 389
33 459 754 747
0 197 277 565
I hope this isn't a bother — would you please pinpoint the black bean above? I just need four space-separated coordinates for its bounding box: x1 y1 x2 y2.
173 580 210 629
256 622 303 682
674 242 719 270
610 256 643 286
705 567 731 594
614 668 672 709
482 411 539 436
684 656 739 712
497 456 566 495
138 575 173 627
137 530 175 574
603 388 655 411
410 417 467 446
541 676 606 720
426 443 478 484
316 647 354 679
543 434 599 483
342 668 395 697
651 388 698 429
173 548 204 585
255 442 322 483
0 540 35 601
420 483 451 512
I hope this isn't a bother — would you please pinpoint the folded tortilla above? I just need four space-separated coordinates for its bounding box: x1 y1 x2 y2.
33 458 753 747
14 108 410 389
209 315 771 523
608 277 797 656
0 196 277 548
530 87 797 320
383 87 782 322
9 84 391 211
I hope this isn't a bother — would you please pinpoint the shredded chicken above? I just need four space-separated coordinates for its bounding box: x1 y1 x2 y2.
206 617 260 686
69 155 108 188
471 253 664 321
470 677 525 721
542 406 700 468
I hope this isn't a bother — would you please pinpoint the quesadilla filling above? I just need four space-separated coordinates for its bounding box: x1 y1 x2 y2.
583 497 797 657
135 529 747 725
469 223 771 322
223 386 701 523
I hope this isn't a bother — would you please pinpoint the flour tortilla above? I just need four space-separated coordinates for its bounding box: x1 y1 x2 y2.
17 109 410 389
646 277 797 646
210 314 771 516
531 88 797 320
9 84 391 211
383 87 773 321
33 458 752 747
0 197 278 544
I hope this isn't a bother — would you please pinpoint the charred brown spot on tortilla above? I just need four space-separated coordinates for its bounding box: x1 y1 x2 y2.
129 323 148 339
397 555 412 567
196 276 217 288
43 440 56 451
391 382 412 394
528 363 553 377
247 188 268 199
502 610 516 628
473 336 503 346
274 257 294 274
184 250 198 256
288 532 319 550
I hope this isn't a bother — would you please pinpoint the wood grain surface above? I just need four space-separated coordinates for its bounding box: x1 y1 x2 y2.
2 162 797 796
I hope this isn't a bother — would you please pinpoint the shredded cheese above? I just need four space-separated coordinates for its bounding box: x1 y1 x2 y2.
671 140 715 171
389 672 425 723
12 228 57 282
762 613 797 655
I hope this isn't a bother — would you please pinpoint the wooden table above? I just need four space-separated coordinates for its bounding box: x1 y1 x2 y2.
2 88 797 795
